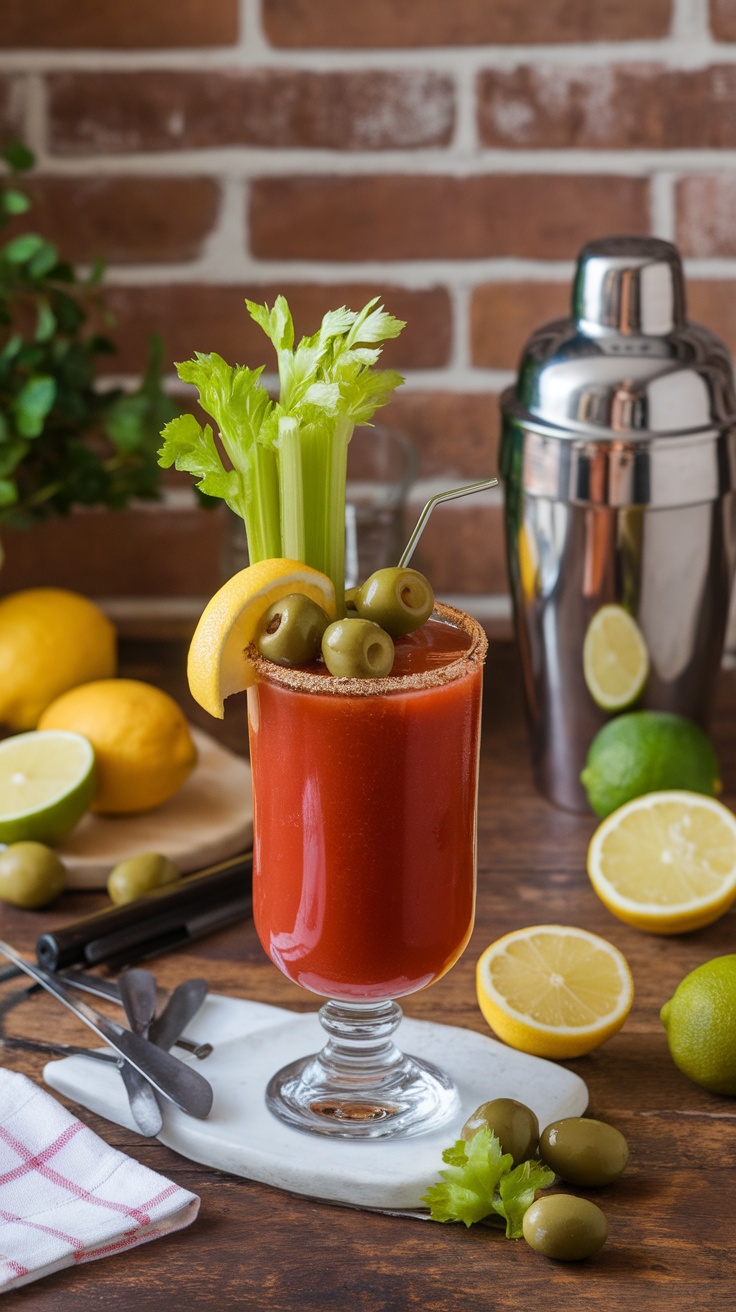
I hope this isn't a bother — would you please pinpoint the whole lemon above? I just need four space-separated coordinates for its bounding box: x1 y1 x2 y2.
660 956 736 1095
0 588 116 730
39 679 197 814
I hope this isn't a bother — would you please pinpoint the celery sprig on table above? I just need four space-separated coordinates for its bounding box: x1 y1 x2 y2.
158 296 404 608
421 1126 555 1237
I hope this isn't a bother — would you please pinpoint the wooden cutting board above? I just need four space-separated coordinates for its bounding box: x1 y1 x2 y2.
57 727 253 889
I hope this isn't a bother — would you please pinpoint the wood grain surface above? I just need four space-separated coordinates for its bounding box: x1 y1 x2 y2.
1 638 734 1310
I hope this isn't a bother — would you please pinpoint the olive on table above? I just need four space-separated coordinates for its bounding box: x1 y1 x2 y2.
256 594 329 668
0 842 66 909
461 1098 539 1166
522 1194 608 1261
322 619 395 679
539 1117 629 1188
107 852 181 906
355 567 434 638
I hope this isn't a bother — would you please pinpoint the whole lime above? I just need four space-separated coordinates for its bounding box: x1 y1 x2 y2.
580 711 720 819
660 956 736 1095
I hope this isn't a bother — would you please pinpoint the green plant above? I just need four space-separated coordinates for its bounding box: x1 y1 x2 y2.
0 141 179 526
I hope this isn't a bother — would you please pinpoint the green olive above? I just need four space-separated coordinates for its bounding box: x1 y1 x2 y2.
322 619 394 678
256 594 329 668
0 842 66 909
107 852 181 906
539 1117 629 1188
355 567 434 638
461 1098 540 1165
523 1194 608 1261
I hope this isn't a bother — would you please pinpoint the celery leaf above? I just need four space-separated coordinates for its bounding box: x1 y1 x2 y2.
421 1126 554 1236
421 1128 513 1227
496 1159 555 1239
158 414 241 510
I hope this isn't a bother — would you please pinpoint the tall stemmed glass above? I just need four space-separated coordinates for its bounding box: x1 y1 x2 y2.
247 603 487 1139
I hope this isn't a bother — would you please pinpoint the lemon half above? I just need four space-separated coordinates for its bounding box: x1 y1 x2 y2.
476 925 634 1059
583 605 649 711
187 559 336 718
587 790 736 934
0 730 96 844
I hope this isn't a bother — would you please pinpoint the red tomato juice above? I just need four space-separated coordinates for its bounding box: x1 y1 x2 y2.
248 609 486 1001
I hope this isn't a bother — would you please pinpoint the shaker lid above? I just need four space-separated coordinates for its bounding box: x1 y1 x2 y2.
503 236 736 439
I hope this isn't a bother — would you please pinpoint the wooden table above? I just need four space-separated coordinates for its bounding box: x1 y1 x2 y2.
2 638 735 1310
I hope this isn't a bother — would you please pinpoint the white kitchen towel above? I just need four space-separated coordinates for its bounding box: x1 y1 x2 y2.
0 1068 199 1292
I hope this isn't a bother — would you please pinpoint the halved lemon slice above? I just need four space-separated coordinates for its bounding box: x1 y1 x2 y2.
587 790 736 935
476 925 633 1059
583 605 649 710
0 729 96 844
187 558 336 717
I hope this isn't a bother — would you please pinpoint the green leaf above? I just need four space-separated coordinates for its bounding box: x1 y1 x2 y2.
421 1128 514 1227
3 232 45 265
2 142 34 172
35 299 57 343
0 438 29 476
104 394 150 452
12 374 56 437
158 413 242 511
28 239 59 280
1 189 30 216
0 479 18 507
496 1160 556 1239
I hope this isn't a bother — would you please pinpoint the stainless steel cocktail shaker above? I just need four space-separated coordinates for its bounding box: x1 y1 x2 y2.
500 236 736 812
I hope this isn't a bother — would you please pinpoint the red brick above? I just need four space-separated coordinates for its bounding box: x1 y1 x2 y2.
711 1 736 40
471 283 569 370
0 0 238 48
407 498 506 597
103 283 451 374
676 175 736 256
250 175 650 262
48 70 454 155
0 502 226 599
478 64 736 150
688 281 736 360
17 177 220 265
263 0 671 47
0 77 26 139
381 391 500 479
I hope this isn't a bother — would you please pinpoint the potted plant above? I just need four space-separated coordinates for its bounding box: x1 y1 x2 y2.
0 141 179 569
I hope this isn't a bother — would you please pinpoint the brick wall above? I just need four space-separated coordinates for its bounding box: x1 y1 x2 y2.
1 0 735 629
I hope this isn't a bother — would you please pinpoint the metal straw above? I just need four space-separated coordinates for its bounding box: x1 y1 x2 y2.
398 477 499 569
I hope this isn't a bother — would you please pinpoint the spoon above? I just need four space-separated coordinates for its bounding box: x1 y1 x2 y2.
118 969 163 1137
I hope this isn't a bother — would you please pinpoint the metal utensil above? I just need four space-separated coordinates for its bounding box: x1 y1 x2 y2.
0 942 212 1119
0 1035 121 1064
118 969 163 1137
149 978 208 1053
59 968 212 1058
398 477 499 570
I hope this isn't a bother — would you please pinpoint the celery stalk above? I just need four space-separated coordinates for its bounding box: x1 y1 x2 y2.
158 297 405 598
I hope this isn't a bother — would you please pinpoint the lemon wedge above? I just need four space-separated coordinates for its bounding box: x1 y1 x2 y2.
187 559 336 717
476 925 634 1059
587 790 736 934
583 605 649 711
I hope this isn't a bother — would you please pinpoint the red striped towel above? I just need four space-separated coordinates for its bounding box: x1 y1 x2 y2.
0 1069 199 1291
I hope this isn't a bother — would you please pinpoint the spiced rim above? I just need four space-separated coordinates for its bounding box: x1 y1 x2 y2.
246 602 488 697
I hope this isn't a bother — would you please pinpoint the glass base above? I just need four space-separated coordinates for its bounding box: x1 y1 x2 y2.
265 998 460 1139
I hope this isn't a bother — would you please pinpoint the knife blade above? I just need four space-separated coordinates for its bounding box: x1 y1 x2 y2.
118 970 163 1138
0 941 212 1119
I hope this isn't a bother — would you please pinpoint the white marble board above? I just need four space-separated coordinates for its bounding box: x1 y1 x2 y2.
44 994 589 1210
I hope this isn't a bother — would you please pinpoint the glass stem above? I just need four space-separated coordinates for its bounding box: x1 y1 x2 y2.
316 999 404 1089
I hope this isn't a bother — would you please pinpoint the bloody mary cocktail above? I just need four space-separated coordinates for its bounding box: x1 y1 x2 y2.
248 605 485 1003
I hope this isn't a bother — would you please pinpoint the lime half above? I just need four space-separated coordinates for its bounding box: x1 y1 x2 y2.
0 730 96 844
583 605 649 710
